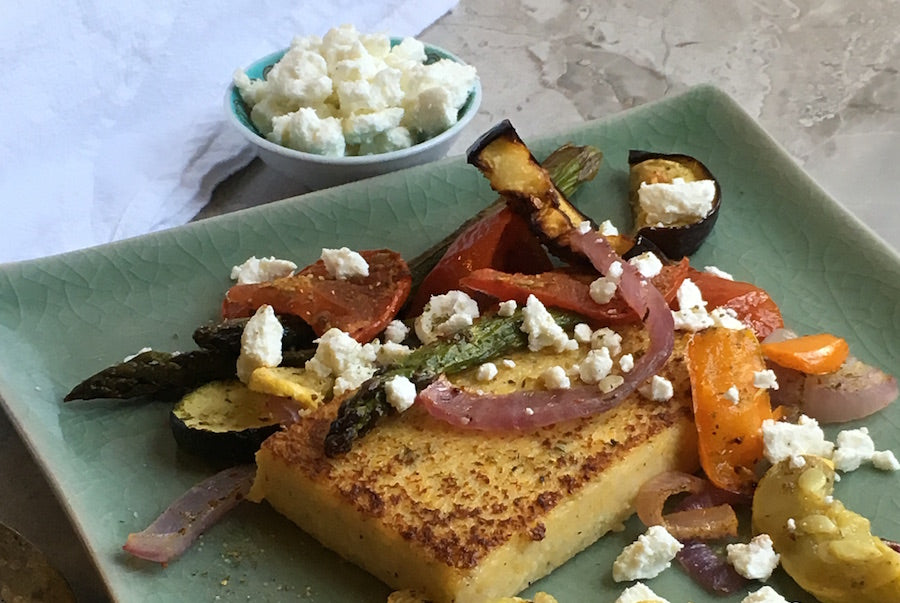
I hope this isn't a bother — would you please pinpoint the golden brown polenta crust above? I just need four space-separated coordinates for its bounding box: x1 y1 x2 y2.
255 329 695 573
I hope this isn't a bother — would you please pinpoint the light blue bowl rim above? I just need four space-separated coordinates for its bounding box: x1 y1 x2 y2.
225 39 482 166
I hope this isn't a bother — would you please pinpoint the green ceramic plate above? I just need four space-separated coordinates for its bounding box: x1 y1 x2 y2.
1 85 898 603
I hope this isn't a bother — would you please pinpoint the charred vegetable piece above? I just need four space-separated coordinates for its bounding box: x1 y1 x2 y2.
466 120 597 265
222 248 412 344
760 333 849 375
753 455 900 603
686 328 774 495
169 380 283 464
406 142 603 289
687 268 784 340
64 349 236 402
405 205 554 316
65 343 314 403
323 308 581 456
628 149 722 258
193 314 316 354
460 257 689 325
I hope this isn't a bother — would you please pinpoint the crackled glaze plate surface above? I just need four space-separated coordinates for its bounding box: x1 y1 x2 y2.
1 85 898 602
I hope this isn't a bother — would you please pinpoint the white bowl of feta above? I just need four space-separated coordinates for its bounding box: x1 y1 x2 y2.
226 25 482 190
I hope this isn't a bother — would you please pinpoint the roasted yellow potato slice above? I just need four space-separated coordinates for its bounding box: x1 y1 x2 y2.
248 366 333 409
752 455 900 603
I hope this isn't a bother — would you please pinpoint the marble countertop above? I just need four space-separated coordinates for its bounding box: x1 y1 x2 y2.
2 1 898 601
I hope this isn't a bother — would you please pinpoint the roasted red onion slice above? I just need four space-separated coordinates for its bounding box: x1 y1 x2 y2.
677 540 749 595
417 230 674 430
635 471 740 541
764 329 898 423
123 464 255 564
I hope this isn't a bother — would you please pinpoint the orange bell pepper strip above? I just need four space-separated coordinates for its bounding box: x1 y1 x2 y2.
760 333 849 375
686 327 774 495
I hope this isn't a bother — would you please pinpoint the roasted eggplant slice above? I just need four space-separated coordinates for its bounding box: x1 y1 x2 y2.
466 120 594 265
628 149 721 258
169 380 282 464
407 142 603 288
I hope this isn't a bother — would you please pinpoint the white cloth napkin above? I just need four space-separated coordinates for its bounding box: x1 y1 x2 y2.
0 1 458 264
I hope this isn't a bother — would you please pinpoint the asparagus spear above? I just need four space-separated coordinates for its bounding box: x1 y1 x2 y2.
64 340 314 402
323 309 581 456
407 143 603 287
64 350 237 402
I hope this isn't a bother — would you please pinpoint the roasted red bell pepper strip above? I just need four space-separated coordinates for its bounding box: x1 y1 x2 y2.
460 257 689 324
222 249 411 343
687 268 783 340
405 205 553 316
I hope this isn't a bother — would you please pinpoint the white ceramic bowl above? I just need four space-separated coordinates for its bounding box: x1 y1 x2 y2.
225 42 482 191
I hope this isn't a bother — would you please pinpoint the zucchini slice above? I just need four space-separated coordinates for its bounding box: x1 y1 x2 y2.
170 381 282 464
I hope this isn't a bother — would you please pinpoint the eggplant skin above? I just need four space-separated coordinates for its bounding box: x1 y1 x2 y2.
628 150 722 259
466 120 593 265
170 381 282 464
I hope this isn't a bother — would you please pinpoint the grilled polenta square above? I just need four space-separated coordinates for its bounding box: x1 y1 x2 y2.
249 329 698 602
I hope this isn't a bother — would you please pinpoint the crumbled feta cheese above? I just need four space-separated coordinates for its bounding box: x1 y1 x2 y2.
872 449 900 471
724 384 740 404
789 455 807 469
599 374 625 393
236 305 284 383
234 25 479 156
637 177 716 227
305 327 378 396
726 534 780 581
591 327 623 356
384 375 417 412
598 219 619 236
230 256 297 284
342 107 404 145
541 366 571 389
321 247 369 279
832 427 876 472
383 319 409 344
710 306 747 330
614 582 670 603
521 294 577 352
753 369 779 390
612 525 684 582
628 251 663 279
477 362 499 382
761 415 834 464
589 261 623 304
573 323 593 344
640 375 674 402
786 518 796 532
671 278 714 331
415 290 480 344
619 353 634 373
375 341 412 365
703 265 734 280
269 107 346 156
578 348 613 384
741 586 790 603
497 299 517 317
501 358 516 369
576 220 592 234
